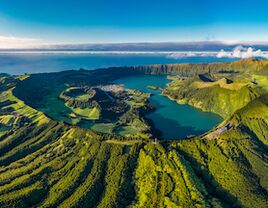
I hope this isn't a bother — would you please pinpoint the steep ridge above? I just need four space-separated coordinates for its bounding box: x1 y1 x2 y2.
134 58 268 76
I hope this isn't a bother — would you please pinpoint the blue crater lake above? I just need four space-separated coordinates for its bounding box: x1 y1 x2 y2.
1 53 228 139
114 75 223 139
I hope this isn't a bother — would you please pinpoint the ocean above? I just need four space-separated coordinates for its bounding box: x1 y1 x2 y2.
0 52 238 75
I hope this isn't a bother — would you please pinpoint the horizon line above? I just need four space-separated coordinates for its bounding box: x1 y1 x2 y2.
2 40 268 50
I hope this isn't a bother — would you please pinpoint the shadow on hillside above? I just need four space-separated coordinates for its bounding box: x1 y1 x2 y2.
173 147 242 208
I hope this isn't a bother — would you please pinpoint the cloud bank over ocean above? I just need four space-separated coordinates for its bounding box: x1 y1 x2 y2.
216 46 268 59
167 46 268 59
166 52 214 59
0 47 267 60
0 40 267 59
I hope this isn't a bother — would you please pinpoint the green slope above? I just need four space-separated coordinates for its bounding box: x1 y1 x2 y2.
163 76 265 118
0 59 267 208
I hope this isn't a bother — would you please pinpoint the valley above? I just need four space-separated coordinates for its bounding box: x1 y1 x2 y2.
0 58 267 207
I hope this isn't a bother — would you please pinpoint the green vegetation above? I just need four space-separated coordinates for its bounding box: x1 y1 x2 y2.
163 76 264 118
134 58 268 76
87 123 115 134
13 71 154 138
68 106 100 120
60 86 153 137
0 59 267 207
161 59 268 118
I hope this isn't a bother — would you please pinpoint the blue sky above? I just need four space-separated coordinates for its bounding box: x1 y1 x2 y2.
0 0 268 47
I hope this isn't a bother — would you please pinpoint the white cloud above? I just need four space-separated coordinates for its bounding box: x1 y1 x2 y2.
216 46 268 59
0 35 41 49
166 51 215 59
166 46 268 60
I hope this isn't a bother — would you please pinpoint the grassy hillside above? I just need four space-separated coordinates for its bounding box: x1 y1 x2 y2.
0 59 267 207
158 59 268 118
0 89 267 207
163 76 265 118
